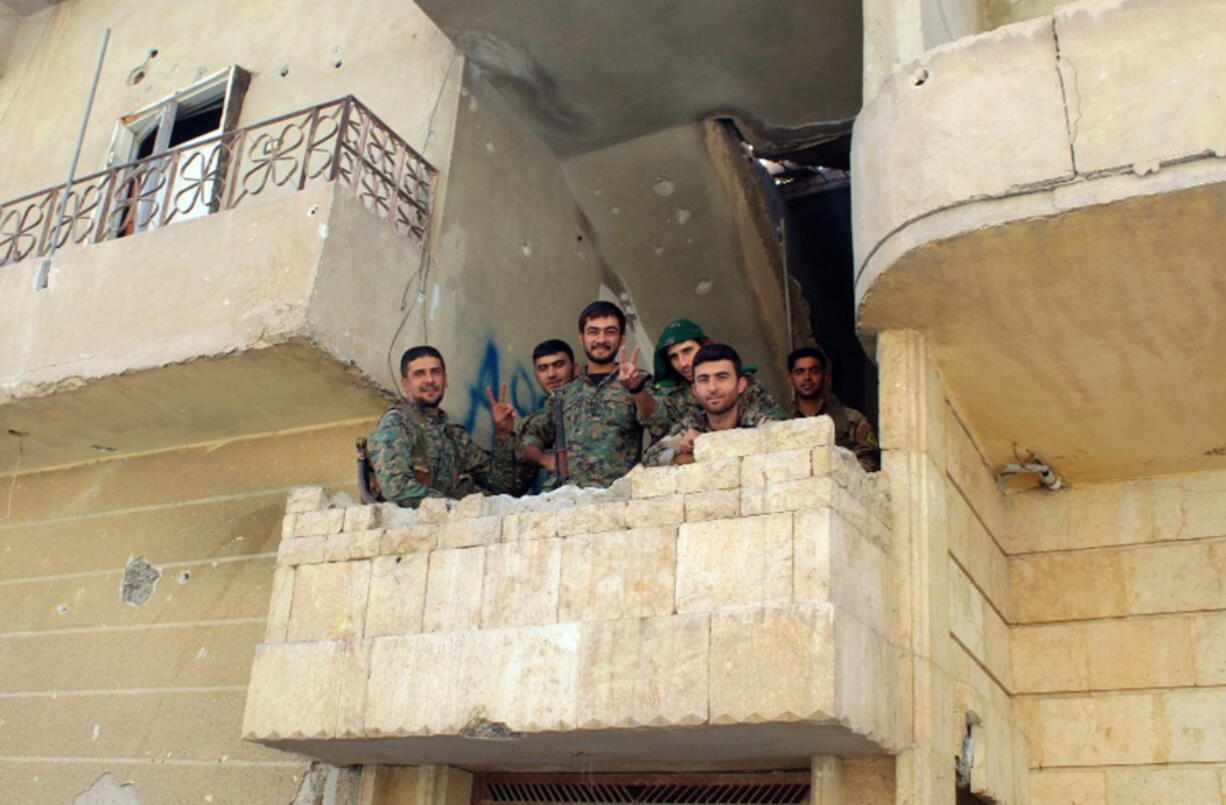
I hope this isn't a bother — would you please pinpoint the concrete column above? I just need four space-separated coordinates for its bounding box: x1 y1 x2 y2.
359 765 473 805
811 756 845 805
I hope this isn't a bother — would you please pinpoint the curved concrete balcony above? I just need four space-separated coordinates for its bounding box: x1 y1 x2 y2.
0 97 434 471
852 0 1226 483
241 417 903 769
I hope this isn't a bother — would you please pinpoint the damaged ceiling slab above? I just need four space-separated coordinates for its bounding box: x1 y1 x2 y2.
414 0 862 155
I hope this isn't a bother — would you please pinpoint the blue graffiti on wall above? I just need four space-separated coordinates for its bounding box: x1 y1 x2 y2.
462 339 544 433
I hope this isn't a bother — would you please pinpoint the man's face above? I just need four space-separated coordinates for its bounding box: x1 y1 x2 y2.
665 339 703 383
579 315 624 366
401 355 447 407
789 356 825 400
533 351 575 393
693 359 748 416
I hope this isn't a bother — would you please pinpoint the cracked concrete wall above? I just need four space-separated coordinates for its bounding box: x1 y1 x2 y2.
0 420 372 802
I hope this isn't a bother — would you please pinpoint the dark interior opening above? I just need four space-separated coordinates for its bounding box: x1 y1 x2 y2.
135 97 224 158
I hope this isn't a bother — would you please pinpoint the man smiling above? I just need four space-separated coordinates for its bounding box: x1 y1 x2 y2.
644 343 786 466
520 301 654 488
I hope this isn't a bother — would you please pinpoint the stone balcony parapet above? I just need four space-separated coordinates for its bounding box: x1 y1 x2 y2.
242 416 902 769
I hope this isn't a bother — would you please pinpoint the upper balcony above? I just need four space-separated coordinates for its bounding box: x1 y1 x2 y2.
241 417 903 769
852 0 1226 484
0 96 435 471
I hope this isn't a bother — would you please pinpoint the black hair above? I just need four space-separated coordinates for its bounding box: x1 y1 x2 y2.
400 345 445 377
692 343 743 377
577 300 626 333
787 346 827 373
532 339 574 363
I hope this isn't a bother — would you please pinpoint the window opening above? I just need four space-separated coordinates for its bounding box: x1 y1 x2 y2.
473 773 811 805
108 66 249 236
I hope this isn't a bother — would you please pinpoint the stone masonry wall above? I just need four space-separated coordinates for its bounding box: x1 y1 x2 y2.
242 416 903 768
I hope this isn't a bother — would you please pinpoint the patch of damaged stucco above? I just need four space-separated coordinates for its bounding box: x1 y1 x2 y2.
291 761 362 805
73 773 140 805
120 557 160 607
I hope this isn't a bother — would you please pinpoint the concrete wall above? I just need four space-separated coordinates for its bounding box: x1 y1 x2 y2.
0 418 373 802
1009 470 1226 803
0 0 461 198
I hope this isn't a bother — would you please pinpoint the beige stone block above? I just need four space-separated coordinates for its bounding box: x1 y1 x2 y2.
794 508 889 626
577 613 709 728
836 610 904 749
554 502 627 537
1153 471 1226 542
949 561 985 661
1122 540 1226 614
264 566 296 643
277 535 326 566
1165 688 1226 762
949 488 1010 616
1010 550 1128 623
287 560 372 642
382 523 437 554
811 443 864 490
1191 611 1226 685
1015 693 1164 767
625 494 685 526
439 515 502 549
763 476 837 513
742 449 813 487
674 457 741 493
944 404 1005 542
280 513 297 540
286 486 328 514
450 493 485 520
508 509 561 541
242 640 343 739
366 553 429 638
1086 616 1195 690
559 527 676 622
1012 623 1089 694
761 416 834 452
684 489 740 522
692 427 763 461
740 484 766 516
343 505 377 532
677 514 792 612
1105 767 1218 805
1007 489 1070 555
709 603 835 723
631 465 678 498
418 497 451 523
336 639 372 737
842 757 895 805
368 766 473 805
294 508 346 537
365 623 581 735
324 528 383 562
481 539 563 628
423 547 485 632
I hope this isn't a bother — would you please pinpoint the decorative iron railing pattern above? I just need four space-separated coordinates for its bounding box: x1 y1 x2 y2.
0 96 436 267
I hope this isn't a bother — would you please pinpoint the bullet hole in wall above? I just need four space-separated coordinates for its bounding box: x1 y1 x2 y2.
279 65 290 77
121 557 160 607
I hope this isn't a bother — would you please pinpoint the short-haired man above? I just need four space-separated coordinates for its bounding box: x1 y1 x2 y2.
644 318 788 440
644 343 787 466
369 345 519 507
520 301 654 488
510 339 577 493
787 346 879 471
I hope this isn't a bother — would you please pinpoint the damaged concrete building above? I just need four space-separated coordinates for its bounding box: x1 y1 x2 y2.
0 0 1223 802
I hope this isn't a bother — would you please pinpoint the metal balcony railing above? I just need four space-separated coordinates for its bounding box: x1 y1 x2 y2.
0 96 437 267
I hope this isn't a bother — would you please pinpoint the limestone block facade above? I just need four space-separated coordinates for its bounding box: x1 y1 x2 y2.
242 417 904 769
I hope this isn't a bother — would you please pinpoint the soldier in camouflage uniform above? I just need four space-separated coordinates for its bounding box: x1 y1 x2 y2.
510 339 576 494
645 343 788 466
642 318 789 441
369 345 519 507
787 345 879 472
519 301 655 489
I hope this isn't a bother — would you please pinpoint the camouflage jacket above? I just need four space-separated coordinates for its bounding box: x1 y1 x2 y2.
511 406 554 495
368 401 518 507
793 399 880 472
519 366 647 489
642 372 788 441
643 398 788 466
